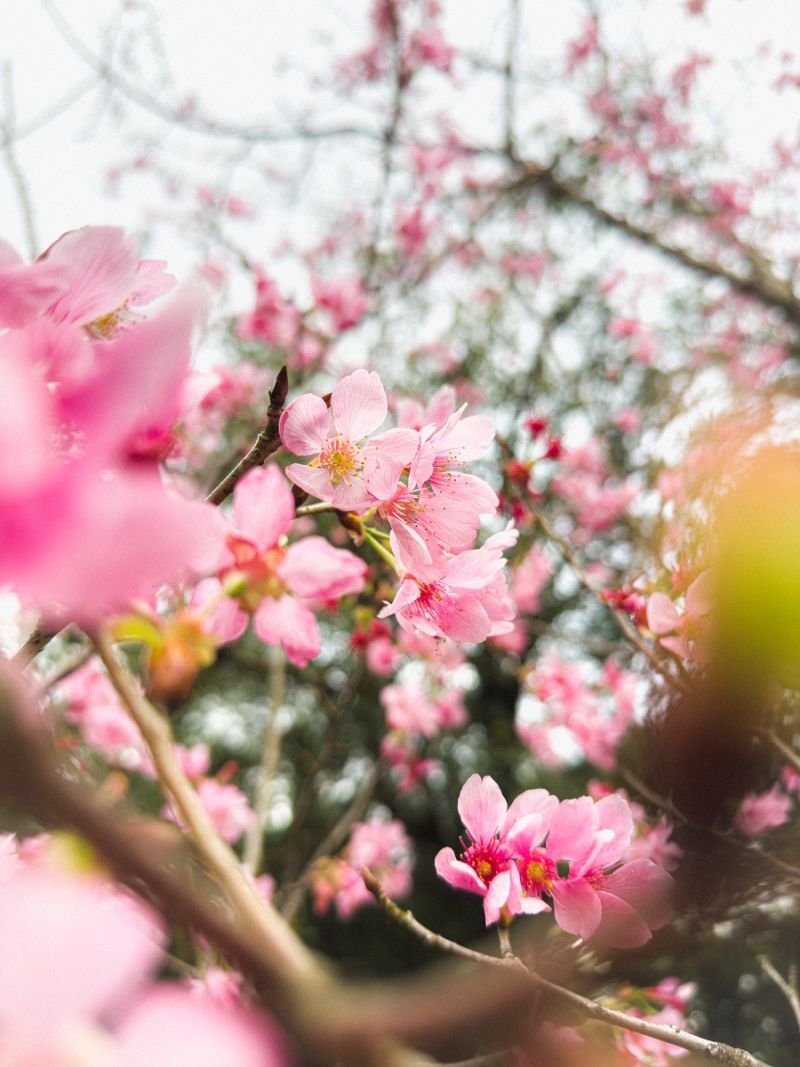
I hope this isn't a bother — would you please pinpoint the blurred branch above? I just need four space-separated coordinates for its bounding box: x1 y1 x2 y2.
0 661 550 1066
243 644 285 875
1 62 39 258
205 365 288 505
501 164 800 326
91 627 320 985
760 956 800 1036
365 871 773 1067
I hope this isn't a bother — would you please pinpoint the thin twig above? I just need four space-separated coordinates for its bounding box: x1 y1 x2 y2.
91 628 319 985
243 644 286 875
1 62 39 259
205 365 288 506
364 872 772 1067
760 956 800 1036
280 757 385 922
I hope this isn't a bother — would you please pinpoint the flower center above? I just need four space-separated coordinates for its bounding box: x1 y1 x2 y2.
320 437 360 484
520 849 556 896
223 536 286 609
460 836 509 885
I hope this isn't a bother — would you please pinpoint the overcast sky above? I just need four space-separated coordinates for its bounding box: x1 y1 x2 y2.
2 0 799 267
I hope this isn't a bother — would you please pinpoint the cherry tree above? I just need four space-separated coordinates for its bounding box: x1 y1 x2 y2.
1 0 800 1063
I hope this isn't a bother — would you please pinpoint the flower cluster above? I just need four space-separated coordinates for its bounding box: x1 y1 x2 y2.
436 775 673 947
0 226 219 623
312 817 414 919
280 370 516 645
516 653 639 772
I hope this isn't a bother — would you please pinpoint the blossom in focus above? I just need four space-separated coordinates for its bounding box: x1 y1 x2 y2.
280 368 417 512
379 526 517 643
546 795 673 948
216 464 367 666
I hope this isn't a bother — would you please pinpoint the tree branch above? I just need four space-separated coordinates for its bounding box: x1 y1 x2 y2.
364 871 773 1067
205 365 288 506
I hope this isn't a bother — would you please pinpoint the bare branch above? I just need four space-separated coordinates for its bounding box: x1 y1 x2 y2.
364 872 773 1067
205 365 288 506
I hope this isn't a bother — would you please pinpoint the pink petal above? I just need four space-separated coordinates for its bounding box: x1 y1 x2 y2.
279 393 330 455
0 259 68 328
646 592 680 635
550 878 602 940
592 793 634 868
281 537 366 599
603 859 673 930
284 461 336 503
232 465 295 549
592 892 653 948
434 848 486 895
117 986 287 1067
331 368 387 440
483 868 512 925
546 797 598 870
686 569 714 617
457 774 507 843
0 869 163 1042
254 594 320 667
41 225 140 327
503 788 558 837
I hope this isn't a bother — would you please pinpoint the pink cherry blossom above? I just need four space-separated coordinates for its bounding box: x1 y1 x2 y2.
0 280 222 623
547 795 673 947
236 269 300 348
217 464 367 666
434 774 518 924
647 570 713 662
379 526 517 643
40 225 175 338
311 275 369 333
280 368 417 512
0 861 288 1066
735 784 792 837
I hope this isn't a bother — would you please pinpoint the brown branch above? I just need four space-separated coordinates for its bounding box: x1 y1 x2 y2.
205 365 288 506
364 872 773 1067
91 628 319 986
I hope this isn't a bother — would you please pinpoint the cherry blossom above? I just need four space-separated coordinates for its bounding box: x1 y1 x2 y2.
216 464 367 666
280 368 417 512
735 784 792 837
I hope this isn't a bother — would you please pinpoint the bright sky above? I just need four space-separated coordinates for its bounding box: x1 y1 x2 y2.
3 0 799 267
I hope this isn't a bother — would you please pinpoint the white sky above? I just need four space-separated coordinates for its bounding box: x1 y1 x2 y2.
2 0 799 267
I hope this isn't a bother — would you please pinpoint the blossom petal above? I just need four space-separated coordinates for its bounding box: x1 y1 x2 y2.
331 369 387 439
279 394 330 456
646 592 680 635
434 848 486 895
232 465 294 549
550 878 602 940
603 859 673 930
592 892 653 948
457 774 507 843
253 594 320 667
281 537 366 599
